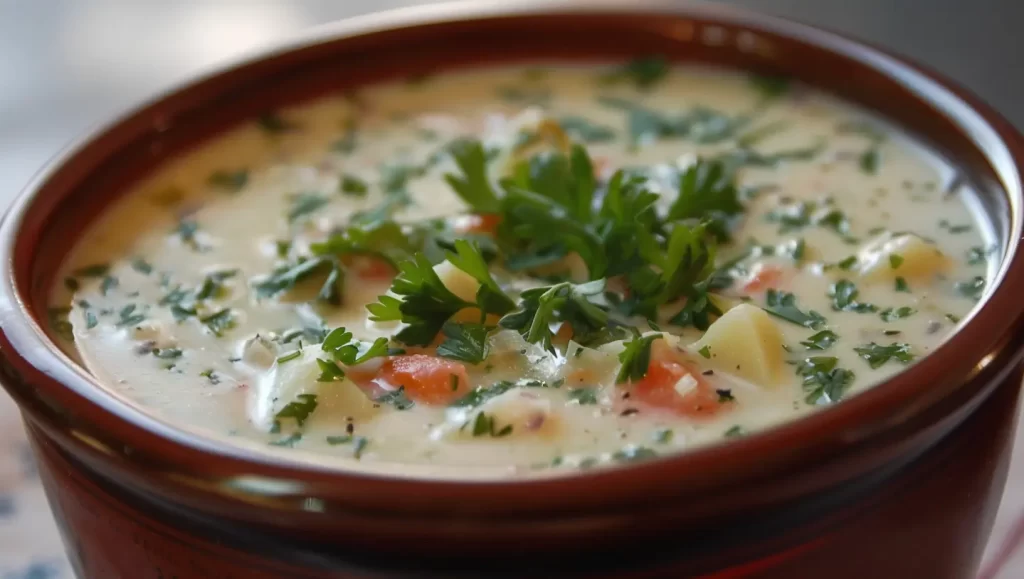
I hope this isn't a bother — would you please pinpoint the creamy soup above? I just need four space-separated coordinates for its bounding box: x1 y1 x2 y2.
49 61 994 478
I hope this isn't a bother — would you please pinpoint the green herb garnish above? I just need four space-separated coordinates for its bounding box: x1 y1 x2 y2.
763 289 826 329
616 333 662 384
207 169 249 192
568 388 599 405
880 306 916 322
796 357 855 405
801 330 837 351
853 342 915 369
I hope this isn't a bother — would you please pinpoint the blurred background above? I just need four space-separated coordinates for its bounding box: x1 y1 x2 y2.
1 1 1023 577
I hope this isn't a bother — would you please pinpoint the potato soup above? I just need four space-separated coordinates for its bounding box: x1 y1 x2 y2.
49 61 994 477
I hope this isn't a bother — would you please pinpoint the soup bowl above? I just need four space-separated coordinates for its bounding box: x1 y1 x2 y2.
2 1 1024 577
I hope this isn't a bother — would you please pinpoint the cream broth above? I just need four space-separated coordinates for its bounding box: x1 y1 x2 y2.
50 63 993 478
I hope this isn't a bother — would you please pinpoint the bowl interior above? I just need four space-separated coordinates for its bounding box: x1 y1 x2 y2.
1 1 1022 512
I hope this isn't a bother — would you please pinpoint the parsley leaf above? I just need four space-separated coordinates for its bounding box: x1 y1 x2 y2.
667 158 744 242
316 358 345 382
954 276 986 300
499 280 611 351
568 388 599 405
616 333 662 384
796 357 854 405
749 74 791 100
763 289 826 329
320 327 390 366
436 322 491 364
200 309 235 337
558 115 617 143
469 411 513 437
287 192 330 223
339 174 369 196
367 254 473 346
829 279 877 313
207 169 249 192
801 329 838 350
853 342 914 369
445 239 515 315
444 138 502 213
601 56 669 89
375 387 415 411
880 306 916 322
275 394 318 427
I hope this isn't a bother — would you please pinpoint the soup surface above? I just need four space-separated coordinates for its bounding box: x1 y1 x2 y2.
50 62 994 478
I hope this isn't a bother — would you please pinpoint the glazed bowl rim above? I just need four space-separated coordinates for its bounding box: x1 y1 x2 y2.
1 0 1023 499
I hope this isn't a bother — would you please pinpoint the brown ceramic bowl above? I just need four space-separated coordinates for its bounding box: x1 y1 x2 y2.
1 1 1023 577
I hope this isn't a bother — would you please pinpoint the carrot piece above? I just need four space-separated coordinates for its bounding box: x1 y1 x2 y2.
629 354 725 418
741 263 785 294
376 355 471 405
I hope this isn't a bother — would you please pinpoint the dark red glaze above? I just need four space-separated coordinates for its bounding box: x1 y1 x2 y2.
1 2 1023 577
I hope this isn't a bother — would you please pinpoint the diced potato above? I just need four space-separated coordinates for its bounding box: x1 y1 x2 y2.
692 304 785 387
433 261 480 303
856 232 950 282
249 347 378 431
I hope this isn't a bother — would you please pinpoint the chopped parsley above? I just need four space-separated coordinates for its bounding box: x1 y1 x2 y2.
73 263 110 278
130 257 153 275
888 254 904 269
315 358 345 382
895 276 910 293
269 433 303 448
796 357 855 405
829 280 877 313
698 344 712 359
276 350 302 364
47 308 73 341
115 304 146 327
568 388 599 405
200 308 236 337
601 56 669 89
470 411 513 437
558 115 617 143
954 276 986 300
99 276 119 296
724 425 746 438
207 169 249 192
257 112 297 135
763 289 826 329
667 158 744 242
499 280 615 351
801 329 838 351
339 174 369 196
880 306 916 322
615 333 662 384
853 342 915 369
859 147 881 174
436 322 491 365
939 220 972 234
749 74 791 100
374 387 415 411
320 327 390 366
287 192 330 223
152 348 182 359
653 428 674 444
966 245 997 266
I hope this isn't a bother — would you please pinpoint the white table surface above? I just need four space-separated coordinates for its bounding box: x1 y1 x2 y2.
1 1 1023 577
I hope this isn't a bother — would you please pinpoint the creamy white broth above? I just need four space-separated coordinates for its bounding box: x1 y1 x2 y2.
49 63 993 477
